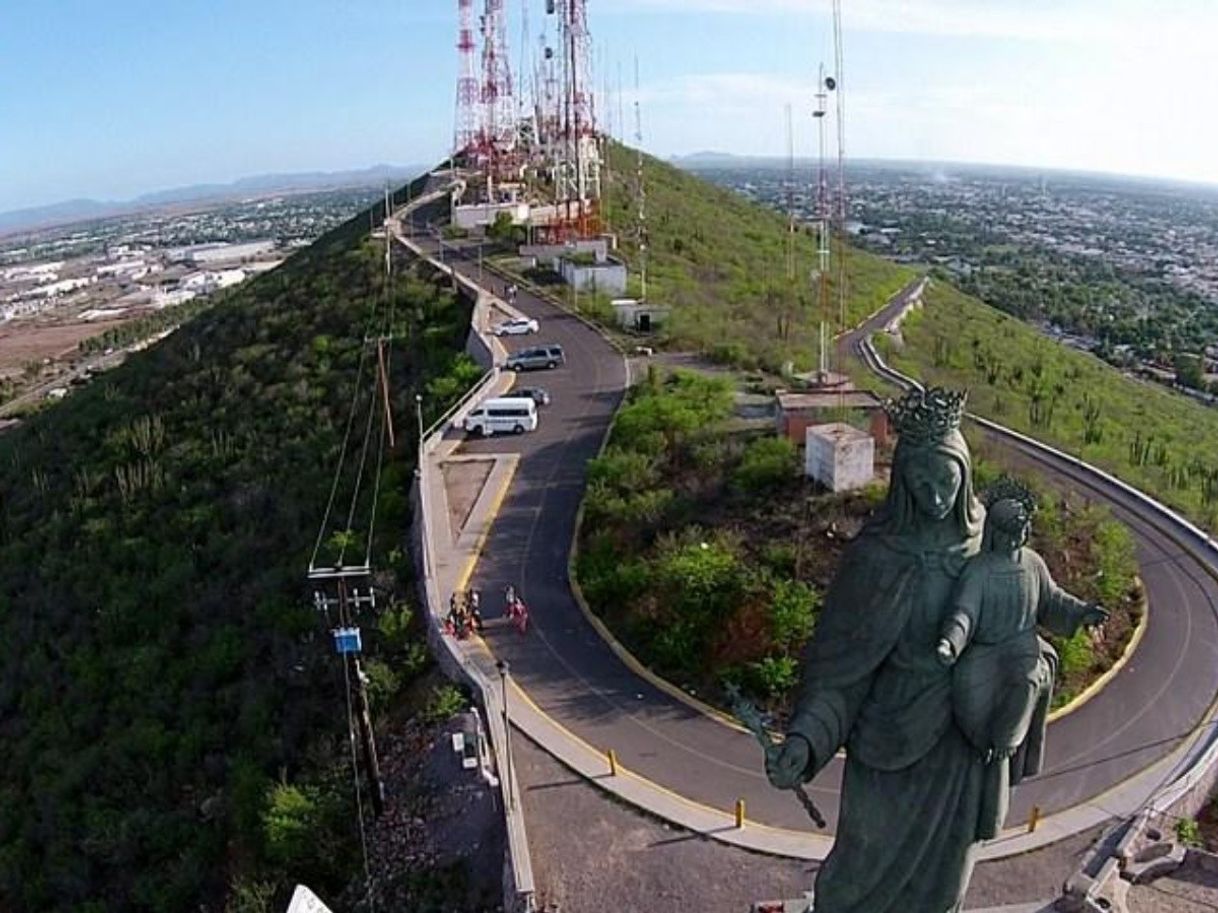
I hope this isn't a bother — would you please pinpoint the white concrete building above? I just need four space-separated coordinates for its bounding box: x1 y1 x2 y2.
559 256 628 295
805 423 875 492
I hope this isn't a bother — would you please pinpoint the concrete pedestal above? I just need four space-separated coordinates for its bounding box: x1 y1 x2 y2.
805 422 874 492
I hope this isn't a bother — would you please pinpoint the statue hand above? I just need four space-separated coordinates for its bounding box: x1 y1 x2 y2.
936 639 957 666
1083 604 1109 628
766 736 811 790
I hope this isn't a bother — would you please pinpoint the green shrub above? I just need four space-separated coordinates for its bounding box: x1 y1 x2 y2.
1056 629 1095 679
1176 817 1203 847
262 781 321 868
769 578 820 650
587 448 661 492
225 876 275 913
362 658 400 715
734 436 797 492
423 684 466 724
749 655 800 698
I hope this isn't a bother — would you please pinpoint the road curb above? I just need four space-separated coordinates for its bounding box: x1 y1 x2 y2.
1046 590 1148 724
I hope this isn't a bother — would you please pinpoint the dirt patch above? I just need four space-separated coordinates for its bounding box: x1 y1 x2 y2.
0 319 125 374
362 712 502 912
443 458 495 543
515 729 1103 912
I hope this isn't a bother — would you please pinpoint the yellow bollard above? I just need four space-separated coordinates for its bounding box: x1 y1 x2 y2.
607 749 618 777
1027 805 1041 834
735 798 746 829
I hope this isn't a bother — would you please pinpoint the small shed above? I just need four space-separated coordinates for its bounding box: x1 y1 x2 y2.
806 423 875 492
776 389 888 447
611 298 671 332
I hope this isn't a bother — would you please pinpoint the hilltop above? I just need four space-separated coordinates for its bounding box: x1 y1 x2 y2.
0 177 481 910
595 142 917 371
872 281 1218 530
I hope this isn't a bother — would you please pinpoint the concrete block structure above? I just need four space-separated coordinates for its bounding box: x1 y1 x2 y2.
805 423 875 492
778 389 889 448
611 298 670 332
559 256 628 295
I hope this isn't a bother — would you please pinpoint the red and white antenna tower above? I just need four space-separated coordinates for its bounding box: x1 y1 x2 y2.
454 0 481 156
556 0 601 229
481 0 516 155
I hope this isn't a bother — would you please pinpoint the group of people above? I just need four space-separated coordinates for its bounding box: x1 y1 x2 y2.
445 589 484 639
444 584 529 638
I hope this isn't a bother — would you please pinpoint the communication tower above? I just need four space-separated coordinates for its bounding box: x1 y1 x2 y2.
454 0 481 156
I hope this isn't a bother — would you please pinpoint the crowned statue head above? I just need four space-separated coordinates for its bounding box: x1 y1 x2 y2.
980 476 1037 552
878 386 983 541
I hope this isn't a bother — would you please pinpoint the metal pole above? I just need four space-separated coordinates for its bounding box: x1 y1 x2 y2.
352 655 386 816
498 659 515 809
415 393 425 447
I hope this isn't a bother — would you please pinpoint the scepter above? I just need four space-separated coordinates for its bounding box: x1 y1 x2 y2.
725 683 827 829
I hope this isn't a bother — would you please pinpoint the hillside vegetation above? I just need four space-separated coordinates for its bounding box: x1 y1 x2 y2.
576 369 1139 713
876 281 1218 529
594 143 917 369
0 182 481 910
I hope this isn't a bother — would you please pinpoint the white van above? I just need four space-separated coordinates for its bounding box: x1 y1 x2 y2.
464 397 539 436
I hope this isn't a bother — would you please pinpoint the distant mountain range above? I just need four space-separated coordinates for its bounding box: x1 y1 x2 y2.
0 164 424 236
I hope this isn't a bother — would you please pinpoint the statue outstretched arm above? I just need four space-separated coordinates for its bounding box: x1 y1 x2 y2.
1033 551 1107 636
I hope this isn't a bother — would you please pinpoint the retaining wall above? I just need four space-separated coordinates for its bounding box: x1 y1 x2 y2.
397 212 536 913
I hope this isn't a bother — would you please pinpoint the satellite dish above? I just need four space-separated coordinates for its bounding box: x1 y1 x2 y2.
825 76 837 90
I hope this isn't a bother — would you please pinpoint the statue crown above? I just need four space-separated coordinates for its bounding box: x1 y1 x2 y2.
981 476 1038 515
885 387 967 445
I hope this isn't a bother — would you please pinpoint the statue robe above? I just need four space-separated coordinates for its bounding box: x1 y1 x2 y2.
787 529 1006 913
942 548 1091 838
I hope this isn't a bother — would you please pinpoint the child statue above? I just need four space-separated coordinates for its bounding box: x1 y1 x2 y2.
936 477 1108 837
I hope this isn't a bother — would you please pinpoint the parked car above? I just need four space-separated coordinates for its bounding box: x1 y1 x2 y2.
505 345 565 372
463 397 539 436
504 386 551 406
493 317 539 337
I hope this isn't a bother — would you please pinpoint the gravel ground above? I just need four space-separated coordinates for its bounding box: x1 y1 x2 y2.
515 732 1106 913
442 458 495 542
1127 859 1218 912
360 713 503 912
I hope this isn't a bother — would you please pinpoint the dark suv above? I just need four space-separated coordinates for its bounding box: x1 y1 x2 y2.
505 345 565 372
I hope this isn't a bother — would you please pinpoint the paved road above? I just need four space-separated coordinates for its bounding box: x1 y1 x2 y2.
847 285 1218 817
411 225 1218 834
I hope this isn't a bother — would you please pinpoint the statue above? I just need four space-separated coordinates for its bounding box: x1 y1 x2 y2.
938 478 1107 839
764 388 1107 913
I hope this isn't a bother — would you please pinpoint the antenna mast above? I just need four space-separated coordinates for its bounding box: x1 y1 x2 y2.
814 63 832 379
454 0 480 155
634 56 647 302
832 0 848 338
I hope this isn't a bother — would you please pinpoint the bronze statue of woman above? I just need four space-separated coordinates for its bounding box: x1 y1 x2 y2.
766 387 991 912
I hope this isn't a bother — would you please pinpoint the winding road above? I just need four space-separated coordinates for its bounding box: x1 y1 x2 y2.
409 221 1218 840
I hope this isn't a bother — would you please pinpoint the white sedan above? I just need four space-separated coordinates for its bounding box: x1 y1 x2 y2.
493 317 539 337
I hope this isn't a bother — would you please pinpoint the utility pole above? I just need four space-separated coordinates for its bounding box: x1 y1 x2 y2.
498 659 515 808
310 569 386 817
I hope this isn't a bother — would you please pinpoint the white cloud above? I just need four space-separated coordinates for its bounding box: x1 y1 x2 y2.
614 0 1216 48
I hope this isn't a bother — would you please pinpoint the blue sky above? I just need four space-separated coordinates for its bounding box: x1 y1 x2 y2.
2 0 1216 212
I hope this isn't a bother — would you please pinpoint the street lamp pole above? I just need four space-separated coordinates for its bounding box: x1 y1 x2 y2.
415 393 425 448
497 659 514 809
